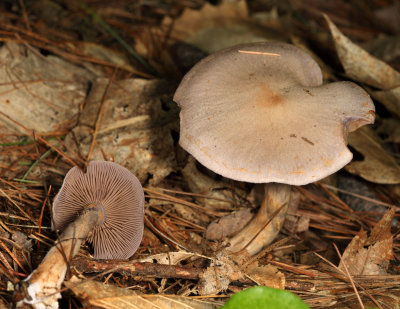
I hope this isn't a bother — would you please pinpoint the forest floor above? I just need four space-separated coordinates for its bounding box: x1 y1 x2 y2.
1 0 400 308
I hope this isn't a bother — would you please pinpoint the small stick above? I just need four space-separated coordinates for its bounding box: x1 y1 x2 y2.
71 258 202 280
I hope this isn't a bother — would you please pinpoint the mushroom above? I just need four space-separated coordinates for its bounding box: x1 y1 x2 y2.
17 161 144 308
173 41 375 256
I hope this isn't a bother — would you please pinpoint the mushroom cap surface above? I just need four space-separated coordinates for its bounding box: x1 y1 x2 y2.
52 161 144 259
174 42 375 185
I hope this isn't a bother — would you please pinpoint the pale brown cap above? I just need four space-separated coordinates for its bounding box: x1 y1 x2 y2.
174 42 375 185
52 161 144 259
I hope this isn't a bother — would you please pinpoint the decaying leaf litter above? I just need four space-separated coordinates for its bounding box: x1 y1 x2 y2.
0 0 400 308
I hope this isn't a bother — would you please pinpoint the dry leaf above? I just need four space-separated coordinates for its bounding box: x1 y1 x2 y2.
66 78 177 184
325 15 400 119
199 253 243 295
325 15 400 89
183 156 245 210
346 126 400 184
164 0 279 53
0 42 92 134
141 228 162 247
339 209 394 276
366 207 395 245
66 276 220 309
206 208 254 240
245 262 285 289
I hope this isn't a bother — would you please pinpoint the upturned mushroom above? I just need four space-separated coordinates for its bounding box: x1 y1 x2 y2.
17 161 144 308
173 42 375 256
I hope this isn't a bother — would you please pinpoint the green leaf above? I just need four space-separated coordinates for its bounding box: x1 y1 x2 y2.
221 286 310 309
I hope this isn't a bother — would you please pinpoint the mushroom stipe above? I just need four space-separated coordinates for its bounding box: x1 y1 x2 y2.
173 41 375 256
17 161 144 308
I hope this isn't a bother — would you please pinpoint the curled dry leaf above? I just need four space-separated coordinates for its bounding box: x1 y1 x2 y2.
206 208 254 240
339 208 394 276
65 78 177 184
163 0 279 53
325 15 400 118
0 42 92 135
66 276 221 309
183 156 246 211
325 15 400 89
345 126 400 184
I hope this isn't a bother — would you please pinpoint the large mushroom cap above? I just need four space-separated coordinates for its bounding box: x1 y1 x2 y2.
52 161 144 259
174 42 375 185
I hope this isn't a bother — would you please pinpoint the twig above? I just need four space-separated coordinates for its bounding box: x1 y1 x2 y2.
71 258 202 280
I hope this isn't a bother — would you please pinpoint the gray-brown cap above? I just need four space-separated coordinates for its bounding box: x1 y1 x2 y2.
174 42 375 185
52 161 144 259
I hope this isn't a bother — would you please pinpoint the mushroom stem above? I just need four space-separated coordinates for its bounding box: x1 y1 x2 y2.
17 207 101 309
228 183 291 256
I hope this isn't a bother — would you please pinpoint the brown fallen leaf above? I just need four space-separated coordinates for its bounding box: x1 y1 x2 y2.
183 156 246 211
325 15 400 89
346 126 400 184
0 42 92 134
162 0 280 53
65 78 177 184
66 276 221 309
199 252 243 295
339 208 394 276
245 262 285 289
366 207 395 245
325 15 400 119
206 208 254 240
